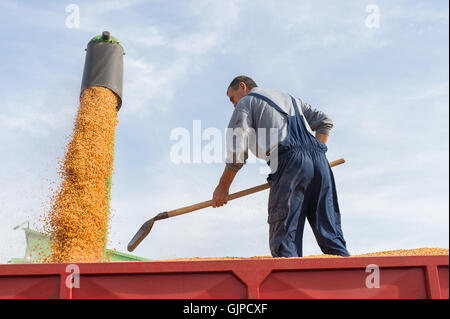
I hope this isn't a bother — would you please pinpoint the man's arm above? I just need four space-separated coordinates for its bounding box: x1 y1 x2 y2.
212 98 252 208
212 166 238 208
299 98 333 143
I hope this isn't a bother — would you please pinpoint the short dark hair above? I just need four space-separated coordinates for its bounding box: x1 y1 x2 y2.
227 75 257 93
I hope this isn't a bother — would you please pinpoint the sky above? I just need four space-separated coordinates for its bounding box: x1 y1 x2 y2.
0 0 448 263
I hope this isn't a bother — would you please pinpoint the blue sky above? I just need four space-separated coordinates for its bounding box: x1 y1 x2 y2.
0 0 448 263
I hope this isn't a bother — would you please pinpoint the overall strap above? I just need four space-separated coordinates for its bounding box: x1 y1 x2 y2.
248 93 288 116
290 95 301 116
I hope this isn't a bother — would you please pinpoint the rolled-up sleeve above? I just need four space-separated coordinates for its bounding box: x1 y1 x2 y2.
300 100 334 135
225 103 252 172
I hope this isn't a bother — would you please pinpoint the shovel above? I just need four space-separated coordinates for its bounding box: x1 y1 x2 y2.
127 158 345 252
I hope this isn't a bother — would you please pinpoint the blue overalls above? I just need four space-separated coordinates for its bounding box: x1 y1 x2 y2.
248 92 350 258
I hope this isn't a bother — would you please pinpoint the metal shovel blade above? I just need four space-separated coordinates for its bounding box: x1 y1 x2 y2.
127 218 155 252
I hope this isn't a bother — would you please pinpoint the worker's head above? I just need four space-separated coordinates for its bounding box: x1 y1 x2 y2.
227 75 257 108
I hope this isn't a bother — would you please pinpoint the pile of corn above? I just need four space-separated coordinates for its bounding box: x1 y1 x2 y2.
40 86 118 263
352 248 449 257
300 247 449 258
154 248 449 261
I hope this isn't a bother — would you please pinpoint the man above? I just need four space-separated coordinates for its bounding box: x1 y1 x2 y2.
211 75 350 257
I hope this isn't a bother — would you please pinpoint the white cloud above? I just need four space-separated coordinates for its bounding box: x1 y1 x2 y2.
83 0 145 13
0 90 76 136
407 82 449 101
71 1 242 116
123 56 189 114
172 32 219 55
130 26 168 47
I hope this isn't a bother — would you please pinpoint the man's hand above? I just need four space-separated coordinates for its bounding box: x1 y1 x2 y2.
315 133 328 144
212 167 238 208
212 184 229 208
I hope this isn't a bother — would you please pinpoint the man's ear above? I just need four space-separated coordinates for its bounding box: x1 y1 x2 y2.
240 82 247 92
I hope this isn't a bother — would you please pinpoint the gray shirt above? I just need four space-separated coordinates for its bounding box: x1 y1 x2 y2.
225 87 333 172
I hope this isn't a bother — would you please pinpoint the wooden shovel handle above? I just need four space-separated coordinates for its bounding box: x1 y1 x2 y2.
167 158 345 218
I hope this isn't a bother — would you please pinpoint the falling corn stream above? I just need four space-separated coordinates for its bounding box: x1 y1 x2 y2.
40 32 123 263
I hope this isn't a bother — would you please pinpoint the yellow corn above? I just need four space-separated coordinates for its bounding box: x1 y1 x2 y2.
40 87 118 263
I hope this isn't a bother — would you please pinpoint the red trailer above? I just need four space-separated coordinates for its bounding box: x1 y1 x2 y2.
0 255 448 299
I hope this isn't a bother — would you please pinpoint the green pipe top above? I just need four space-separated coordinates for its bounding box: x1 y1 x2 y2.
88 31 124 49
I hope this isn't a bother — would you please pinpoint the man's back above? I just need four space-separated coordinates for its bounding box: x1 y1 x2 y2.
226 87 333 172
